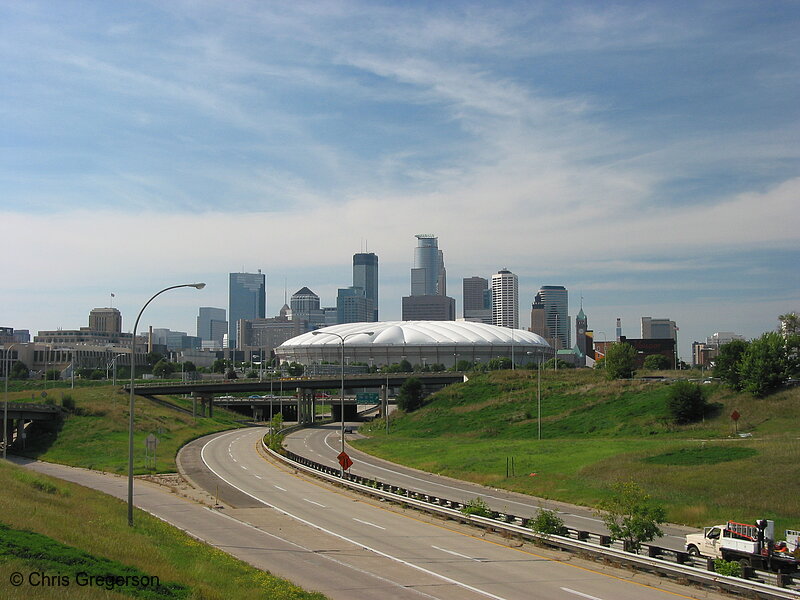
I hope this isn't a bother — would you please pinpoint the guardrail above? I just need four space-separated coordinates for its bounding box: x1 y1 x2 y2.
264 439 799 600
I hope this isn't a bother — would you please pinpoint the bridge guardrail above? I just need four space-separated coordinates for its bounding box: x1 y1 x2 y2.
263 438 799 600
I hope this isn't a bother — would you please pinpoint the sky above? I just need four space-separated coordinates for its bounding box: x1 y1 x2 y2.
2 0 799 360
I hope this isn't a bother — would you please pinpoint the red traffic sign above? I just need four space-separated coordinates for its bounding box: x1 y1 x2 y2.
337 451 353 471
731 410 741 422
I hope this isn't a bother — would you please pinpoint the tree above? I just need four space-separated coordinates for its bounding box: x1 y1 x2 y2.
714 339 749 390
89 369 105 380
543 358 574 369
455 359 473 372
596 480 665 553
182 361 197 372
604 342 636 380
397 377 424 412
529 508 567 536
487 357 512 370
152 359 175 378
738 331 790 397
145 351 163 366
286 362 304 376
10 360 29 380
667 381 707 424
643 354 671 370
779 312 799 335
398 359 413 373
212 358 229 374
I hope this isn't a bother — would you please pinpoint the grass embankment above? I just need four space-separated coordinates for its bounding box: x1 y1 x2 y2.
355 370 800 533
0 460 325 599
6 384 245 474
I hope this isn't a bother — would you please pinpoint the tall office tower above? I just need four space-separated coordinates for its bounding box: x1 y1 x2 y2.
616 318 622 341
291 287 325 328
353 252 378 321
491 269 518 328
411 234 446 296
403 234 455 320
536 285 570 350
529 292 549 340
337 286 373 324
228 271 266 348
463 276 492 323
197 307 227 346
89 308 122 333
641 317 677 340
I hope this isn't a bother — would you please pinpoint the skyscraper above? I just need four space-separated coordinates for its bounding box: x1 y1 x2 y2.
290 287 325 328
403 234 455 321
411 234 446 296
228 271 266 348
463 276 492 323
197 307 227 346
353 252 378 321
491 269 518 328
536 285 569 350
337 286 373 324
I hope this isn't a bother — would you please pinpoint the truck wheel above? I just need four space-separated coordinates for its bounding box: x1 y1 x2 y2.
738 558 750 569
687 546 700 557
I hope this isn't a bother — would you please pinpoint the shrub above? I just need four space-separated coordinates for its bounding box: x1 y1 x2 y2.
461 497 491 517
666 381 707 424
596 480 665 553
61 394 76 412
605 343 636 380
714 559 742 577
397 377 424 412
530 508 567 536
714 340 749 389
643 354 672 370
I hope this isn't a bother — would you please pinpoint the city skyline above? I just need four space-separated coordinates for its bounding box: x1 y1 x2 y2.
2 2 798 358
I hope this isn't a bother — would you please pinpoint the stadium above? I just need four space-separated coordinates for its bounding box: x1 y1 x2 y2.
275 321 552 368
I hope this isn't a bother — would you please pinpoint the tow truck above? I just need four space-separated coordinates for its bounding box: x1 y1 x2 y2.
685 520 799 573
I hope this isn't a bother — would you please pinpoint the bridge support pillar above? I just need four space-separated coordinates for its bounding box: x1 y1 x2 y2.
17 419 25 449
381 384 387 419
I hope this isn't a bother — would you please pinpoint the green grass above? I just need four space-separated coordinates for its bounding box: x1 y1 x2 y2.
0 460 325 599
8 385 247 474
355 369 800 534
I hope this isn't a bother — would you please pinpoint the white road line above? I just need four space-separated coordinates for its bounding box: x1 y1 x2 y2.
254 475 262 480
432 545 482 562
353 518 386 530
304 499 326 507
274 485 286 491
201 430 510 600
241 465 248 470
561 588 603 600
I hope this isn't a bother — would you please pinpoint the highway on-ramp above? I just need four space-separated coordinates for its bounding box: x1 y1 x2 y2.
196 426 712 600
283 424 695 552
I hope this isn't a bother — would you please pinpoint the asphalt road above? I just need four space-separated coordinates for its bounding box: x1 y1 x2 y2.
283 423 696 552
196 426 712 600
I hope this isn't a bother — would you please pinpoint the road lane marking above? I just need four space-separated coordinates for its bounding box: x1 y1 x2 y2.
254 474 262 479
432 545 483 561
353 518 386 530
201 430 510 600
561 588 603 600
304 499 326 507
274 485 286 491
241 465 248 470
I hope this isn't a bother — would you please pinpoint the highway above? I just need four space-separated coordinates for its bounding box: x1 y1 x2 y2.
283 423 695 552
197 426 715 600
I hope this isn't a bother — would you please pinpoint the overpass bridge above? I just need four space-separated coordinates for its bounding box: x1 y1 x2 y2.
124 372 466 422
1 402 63 451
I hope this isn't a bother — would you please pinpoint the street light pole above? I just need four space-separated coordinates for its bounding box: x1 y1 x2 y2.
312 330 373 475
3 343 19 460
128 282 204 527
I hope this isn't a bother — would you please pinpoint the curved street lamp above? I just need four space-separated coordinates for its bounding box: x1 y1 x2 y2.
3 343 19 460
312 330 373 475
128 282 205 527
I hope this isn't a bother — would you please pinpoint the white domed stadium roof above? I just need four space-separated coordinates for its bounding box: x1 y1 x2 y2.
276 321 550 368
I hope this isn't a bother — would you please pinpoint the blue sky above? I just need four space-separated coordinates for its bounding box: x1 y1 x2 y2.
2 1 799 359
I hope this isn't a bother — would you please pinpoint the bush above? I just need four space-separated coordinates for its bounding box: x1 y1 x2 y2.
461 497 491 517
61 394 76 412
738 332 793 397
714 340 749 390
714 559 742 577
667 381 707 424
530 508 567 536
596 480 665 553
643 354 672 370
